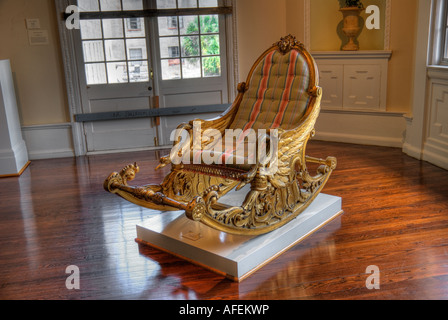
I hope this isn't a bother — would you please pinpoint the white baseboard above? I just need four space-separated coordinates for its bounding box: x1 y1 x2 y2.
315 131 403 147
402 142 423 160
0 139 29 175
314 109 406 148
21 123 75 160
423 138 448 170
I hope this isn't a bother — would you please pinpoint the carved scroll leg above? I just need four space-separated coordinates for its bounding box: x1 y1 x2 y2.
305 155 337 173
104 163 188 211
301 156 337 195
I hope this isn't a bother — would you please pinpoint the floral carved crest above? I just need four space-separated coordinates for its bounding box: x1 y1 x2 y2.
275 34 304 54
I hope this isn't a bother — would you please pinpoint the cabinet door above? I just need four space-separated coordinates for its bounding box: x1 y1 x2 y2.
318 65 343 109
343 65 381 110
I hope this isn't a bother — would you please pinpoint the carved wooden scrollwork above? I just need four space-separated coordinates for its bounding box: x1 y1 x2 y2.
275 34 304 54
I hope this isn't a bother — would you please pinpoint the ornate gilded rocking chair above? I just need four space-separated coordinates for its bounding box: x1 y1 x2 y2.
104 35 336 236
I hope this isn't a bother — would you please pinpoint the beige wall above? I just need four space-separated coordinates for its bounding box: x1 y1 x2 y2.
386 0 418 113
235 0 287 80
285 0 306 42
0 0 69 126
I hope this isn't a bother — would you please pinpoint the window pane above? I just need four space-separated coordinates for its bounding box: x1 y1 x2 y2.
157 0 176 9
178 0 198 8
160 37 180 58
105 39 126 61
83 41 105 62
100 0 121 11
126 38 147 60
122 0 143 10
78 0 99 12
156 0 223 81
180 16 199 35
199 0 217 7
200 15 219 33
125 18 145 38
85 63 107 84
182 58 201 78
201 35 220 55
107 62 128 83
102 19 124 38
158 17 180 36
80 20 102 39
128 48 143 60
128 61 149 82
202 56 220 77
161 60 181 80
181 36 199 56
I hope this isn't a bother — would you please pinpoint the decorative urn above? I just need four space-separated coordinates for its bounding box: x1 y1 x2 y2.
339 1 364 51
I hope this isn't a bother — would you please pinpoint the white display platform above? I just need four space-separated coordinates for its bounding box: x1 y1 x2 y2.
136 192 342 282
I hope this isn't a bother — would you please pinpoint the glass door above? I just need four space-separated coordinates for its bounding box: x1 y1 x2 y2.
76 0 157 152
68 0 231 152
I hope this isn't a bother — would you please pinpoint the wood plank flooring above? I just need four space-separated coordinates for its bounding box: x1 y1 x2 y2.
1 141 448 300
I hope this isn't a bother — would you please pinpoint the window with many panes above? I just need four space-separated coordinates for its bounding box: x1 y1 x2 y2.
77 0 149 85
156 0 222 80
76 0 225 84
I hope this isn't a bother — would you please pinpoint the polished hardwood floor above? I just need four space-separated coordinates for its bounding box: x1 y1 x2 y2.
1 141 448 300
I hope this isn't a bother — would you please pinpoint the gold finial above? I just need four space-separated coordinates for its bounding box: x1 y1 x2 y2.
275 34 304 54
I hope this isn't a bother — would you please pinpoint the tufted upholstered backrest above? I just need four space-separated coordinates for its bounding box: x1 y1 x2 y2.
229 44 315 132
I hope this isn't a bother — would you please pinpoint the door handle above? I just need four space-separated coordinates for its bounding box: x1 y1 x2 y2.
148 86 152 91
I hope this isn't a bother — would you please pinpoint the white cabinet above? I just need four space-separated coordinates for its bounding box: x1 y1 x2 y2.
312 51 392 111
